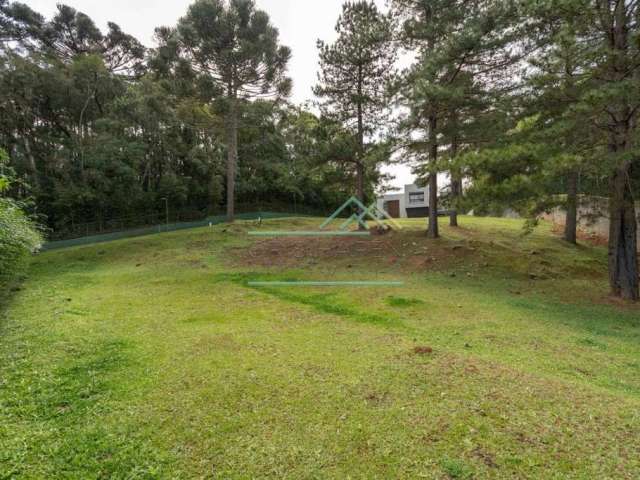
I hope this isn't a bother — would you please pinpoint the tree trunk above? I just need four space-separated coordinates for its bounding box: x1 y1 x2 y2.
355 107 364 205
608 162 639 300
449 177 461 227
356 162 365 203
226 97 238 222
449 130 460 227
564 170 578 244
601 0 638 300
356 76 366 229
22 136 38 188
427 115 439 239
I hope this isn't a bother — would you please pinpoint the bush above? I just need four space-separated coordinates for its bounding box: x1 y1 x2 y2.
0 147 42 292
0 197 42 289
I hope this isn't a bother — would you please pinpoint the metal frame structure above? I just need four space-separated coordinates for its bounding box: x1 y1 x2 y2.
320 196 402 231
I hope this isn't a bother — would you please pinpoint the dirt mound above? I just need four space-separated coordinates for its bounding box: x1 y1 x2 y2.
233 231 475 271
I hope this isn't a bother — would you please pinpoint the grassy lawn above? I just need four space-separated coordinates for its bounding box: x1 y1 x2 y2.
1 216 639 479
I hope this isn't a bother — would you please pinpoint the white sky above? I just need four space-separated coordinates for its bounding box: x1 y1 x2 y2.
25 0 414 191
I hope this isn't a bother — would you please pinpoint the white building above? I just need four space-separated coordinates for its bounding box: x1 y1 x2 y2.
376 184 430 218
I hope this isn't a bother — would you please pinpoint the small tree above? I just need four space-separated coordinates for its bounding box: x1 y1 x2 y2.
314 1 395 206
175 0 291 221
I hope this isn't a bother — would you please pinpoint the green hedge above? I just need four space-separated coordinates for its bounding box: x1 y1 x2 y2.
0 197 42 291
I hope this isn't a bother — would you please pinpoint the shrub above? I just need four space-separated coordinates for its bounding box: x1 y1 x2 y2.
0 197 42 288
0 149 42 292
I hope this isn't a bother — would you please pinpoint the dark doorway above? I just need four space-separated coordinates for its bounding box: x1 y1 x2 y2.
384 200 401 218
406 207 429 218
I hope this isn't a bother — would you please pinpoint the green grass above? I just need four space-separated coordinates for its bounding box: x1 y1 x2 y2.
1 216 639 478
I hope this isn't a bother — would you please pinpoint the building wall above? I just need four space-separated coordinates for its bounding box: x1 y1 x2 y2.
404 184 429 217
377 184 429 218
377 193 405 218
541 196 640 247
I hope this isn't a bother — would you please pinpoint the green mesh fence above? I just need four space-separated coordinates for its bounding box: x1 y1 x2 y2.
41 212 303 251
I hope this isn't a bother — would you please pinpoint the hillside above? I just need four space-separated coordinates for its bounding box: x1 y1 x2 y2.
1 216 639 479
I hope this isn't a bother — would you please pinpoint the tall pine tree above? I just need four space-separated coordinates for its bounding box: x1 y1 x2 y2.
392 0 521 238
314 1 395 206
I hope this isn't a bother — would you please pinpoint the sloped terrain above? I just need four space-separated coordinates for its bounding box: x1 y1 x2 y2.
1 216 639 479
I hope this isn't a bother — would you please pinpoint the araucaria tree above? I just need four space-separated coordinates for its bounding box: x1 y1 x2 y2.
175 0 292 221
314 1 396 205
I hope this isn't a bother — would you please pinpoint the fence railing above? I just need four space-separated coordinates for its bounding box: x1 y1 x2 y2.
48 203 334 242
42 211 313 251
49 210 207 241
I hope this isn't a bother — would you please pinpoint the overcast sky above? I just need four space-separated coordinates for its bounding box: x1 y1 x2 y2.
26 0 414 190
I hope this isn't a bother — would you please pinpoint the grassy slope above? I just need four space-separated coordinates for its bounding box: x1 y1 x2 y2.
1 216 639 479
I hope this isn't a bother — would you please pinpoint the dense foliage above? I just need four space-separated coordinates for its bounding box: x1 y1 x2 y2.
0 147 41 290
0 1 379 238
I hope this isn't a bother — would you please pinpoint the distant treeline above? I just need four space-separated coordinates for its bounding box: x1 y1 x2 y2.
0 2 386 234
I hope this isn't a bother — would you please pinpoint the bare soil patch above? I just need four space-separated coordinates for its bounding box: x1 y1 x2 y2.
231 230 476 271
413 346 434 355
551 223 608 247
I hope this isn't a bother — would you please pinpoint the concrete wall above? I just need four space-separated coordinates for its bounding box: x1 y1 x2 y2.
542 196 640 245
377 193 405 218
377 184 429 218
405 184 429 208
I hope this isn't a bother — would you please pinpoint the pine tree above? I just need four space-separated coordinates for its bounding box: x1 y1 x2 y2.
314 1 396 206
392 0 521 238
583 0 640 300
461 18 595 244
522 0 640 299
526 22 593 244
